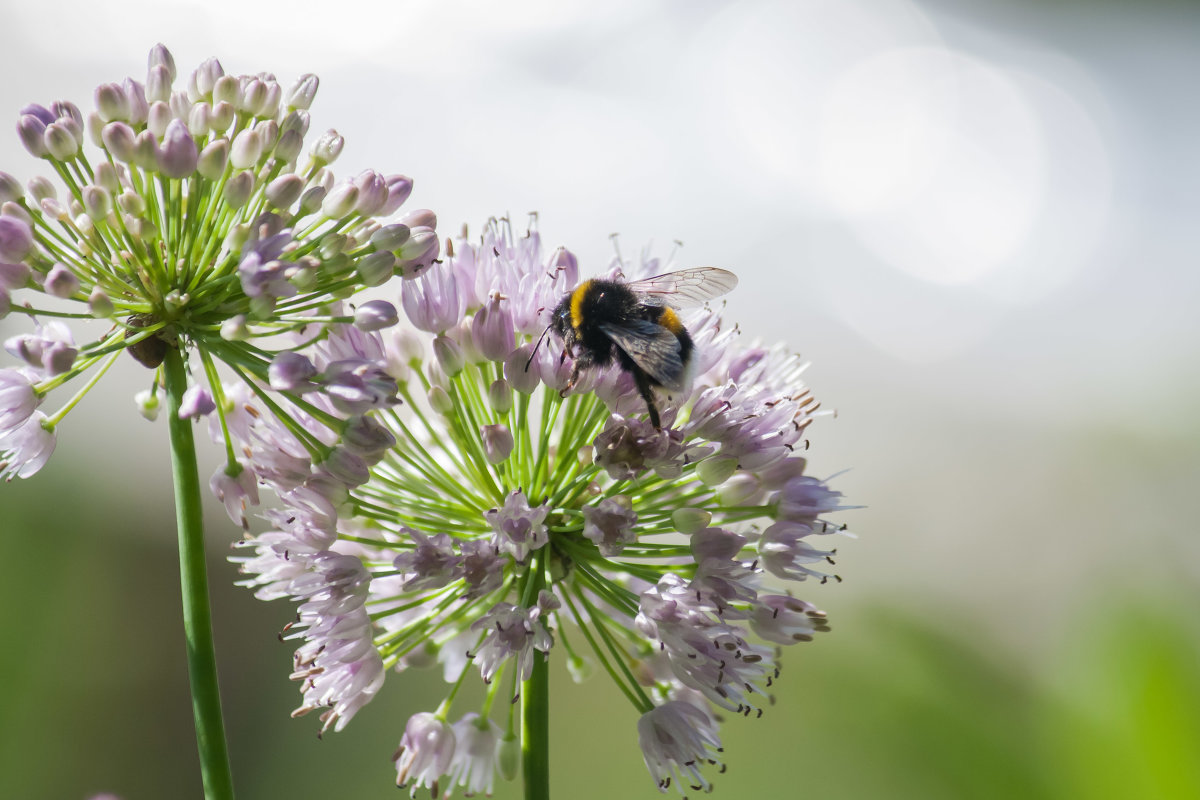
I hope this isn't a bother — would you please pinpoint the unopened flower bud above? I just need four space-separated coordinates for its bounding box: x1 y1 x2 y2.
697 456 738 486
88 287 114 317
178 385 216 419
117 189 145 216
298 186 326 215
317 233 347 260
352 170 388 217
20 105 54 125
17 115 48 157
269 351 317 392
123 79 149 125
146 101 171 139
220 314 249 341
672 507 713 534
197 138 229 180
148 43 177 83
262 82 282 119
488 379 512 414
238 78 267 115
191 57 224 99
0 203 30 226
370 223 410 252
287 73 319 110
482 424 514 464
157 120 198 178
254 121 279 155
0 216 34 263
400 208 437 230
427 385 452 415
280 109 310 136
27 176 56 200
93 162 120 193
321 182 358 219
503 345 541 394
718 471 762 506
101 121 136 161
95 82 130 122
230 129 263 170
0 172 21 205
170 91 191 123
433 335 464 377
146 64 172 103
83 111 105 148
223 171 255 208
310 129 344 164
209 101 235 133
125 214 158 242
82 185 112 220
353 300 398 331
355 250 396 287
44 122 80 161
342 414 396 462
274 128 303 162
40 197 67 221
186 101 210 136
379 174 413 215
44 341 77 375
265 174 303 210
135 388 160 421
212 74 239 106
131 130 159 171
319 446 369 487
44 263 79 298
52 100 82 126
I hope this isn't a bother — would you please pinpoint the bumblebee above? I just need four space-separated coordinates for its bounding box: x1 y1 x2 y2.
539 267 738 428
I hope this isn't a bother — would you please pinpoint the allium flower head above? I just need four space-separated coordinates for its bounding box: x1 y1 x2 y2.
233 217 849 795
0 45 435 482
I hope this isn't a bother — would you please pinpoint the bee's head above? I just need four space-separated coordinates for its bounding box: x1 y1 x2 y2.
550 295 573 338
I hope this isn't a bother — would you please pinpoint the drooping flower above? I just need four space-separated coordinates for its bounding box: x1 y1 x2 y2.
0 44 436 481
232 217 852 795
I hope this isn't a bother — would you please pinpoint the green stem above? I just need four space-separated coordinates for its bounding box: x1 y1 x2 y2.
522 553 550 800
163 347 235 800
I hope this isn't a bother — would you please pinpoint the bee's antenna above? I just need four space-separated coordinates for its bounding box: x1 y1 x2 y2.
525 323 552 372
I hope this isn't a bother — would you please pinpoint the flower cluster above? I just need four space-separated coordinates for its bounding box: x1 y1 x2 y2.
231 217 850 795
0 44 436 483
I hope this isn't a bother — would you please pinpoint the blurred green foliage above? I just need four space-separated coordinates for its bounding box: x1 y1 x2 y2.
1 469 1197 800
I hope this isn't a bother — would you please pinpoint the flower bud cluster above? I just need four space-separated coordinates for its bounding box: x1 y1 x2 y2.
231 215 852 795
0 45 434 480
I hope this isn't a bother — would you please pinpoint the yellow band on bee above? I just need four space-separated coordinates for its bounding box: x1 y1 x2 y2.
570 280 592 330
657 306 683 334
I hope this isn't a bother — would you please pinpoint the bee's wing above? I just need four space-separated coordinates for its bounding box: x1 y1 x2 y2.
599 320 686 390
624 267 738 309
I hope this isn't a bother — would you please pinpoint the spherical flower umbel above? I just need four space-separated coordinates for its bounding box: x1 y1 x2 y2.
0 44 436 482
231 217 852 796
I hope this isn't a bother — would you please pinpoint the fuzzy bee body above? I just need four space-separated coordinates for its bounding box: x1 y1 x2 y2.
546 268 737 428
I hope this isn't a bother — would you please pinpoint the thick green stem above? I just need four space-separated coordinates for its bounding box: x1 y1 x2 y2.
522 648 550 800
522 554 550 800
163 346 236 800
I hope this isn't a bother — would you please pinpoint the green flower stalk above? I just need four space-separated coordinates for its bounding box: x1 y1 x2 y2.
0 45 437 799
231 218 852 797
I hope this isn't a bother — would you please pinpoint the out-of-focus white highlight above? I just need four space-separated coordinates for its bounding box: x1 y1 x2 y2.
703 0 943 207
819 48 1045 286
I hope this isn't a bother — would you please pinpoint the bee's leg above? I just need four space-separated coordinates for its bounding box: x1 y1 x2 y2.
632 370 662 429
560 362 581 399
